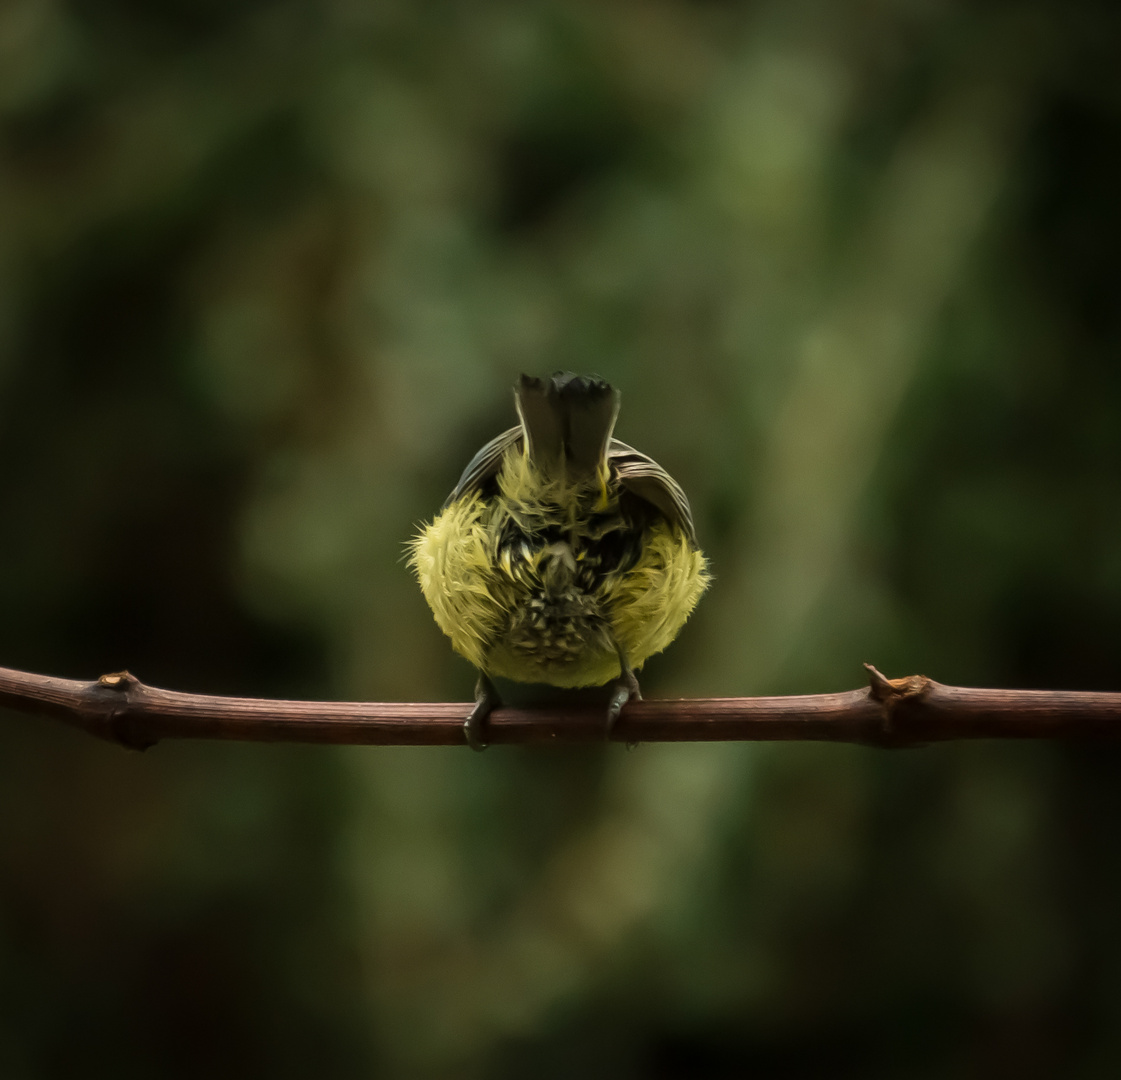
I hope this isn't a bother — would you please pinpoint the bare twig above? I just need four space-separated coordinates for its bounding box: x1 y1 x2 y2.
1 662 1120 750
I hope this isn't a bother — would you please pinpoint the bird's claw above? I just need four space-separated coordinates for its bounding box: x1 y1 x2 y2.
465 673 501 751
606 669 642 740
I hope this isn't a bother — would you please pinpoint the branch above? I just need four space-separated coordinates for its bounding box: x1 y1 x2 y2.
2 662 1121 750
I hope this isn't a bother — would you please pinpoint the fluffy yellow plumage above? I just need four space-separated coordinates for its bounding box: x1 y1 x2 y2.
409 373 709 748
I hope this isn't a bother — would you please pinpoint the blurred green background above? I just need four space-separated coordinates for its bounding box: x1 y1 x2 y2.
1 0 1120 1076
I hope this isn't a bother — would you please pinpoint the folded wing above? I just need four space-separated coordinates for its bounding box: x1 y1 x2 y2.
445 429 699 550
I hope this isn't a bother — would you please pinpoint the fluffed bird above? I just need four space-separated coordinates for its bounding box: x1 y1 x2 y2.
409 373 709 749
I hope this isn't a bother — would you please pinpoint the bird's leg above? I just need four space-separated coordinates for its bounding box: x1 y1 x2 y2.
606 641 642 740
465 672 501 752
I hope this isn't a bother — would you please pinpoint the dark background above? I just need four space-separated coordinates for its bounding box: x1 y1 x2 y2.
1 1 1120 1076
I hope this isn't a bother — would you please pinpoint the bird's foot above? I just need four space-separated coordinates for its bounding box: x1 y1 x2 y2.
465 673 501 752
606 669 642 741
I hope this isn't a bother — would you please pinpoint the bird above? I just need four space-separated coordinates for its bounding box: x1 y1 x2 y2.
409 373 710 749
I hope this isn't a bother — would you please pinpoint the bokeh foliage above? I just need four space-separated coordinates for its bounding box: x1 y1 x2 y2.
1 0 1121 1076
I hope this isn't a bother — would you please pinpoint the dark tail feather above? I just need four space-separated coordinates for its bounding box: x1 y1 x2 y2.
514 376 565 469
515 373 620 480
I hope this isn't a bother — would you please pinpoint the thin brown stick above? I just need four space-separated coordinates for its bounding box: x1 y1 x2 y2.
2 663 1121 750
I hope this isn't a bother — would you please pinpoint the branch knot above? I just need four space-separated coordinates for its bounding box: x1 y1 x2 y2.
863 663 933 745
92 670 155 751
97 670 139 690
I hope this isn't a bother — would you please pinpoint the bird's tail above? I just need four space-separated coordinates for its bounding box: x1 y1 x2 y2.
515 373 620 482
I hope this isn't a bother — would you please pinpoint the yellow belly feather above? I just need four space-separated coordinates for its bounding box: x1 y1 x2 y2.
409 455 710 687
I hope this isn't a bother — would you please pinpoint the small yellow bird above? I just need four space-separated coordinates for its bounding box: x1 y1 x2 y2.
410 373 710 748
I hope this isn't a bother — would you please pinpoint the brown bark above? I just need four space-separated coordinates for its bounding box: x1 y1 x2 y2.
2 662 1120 750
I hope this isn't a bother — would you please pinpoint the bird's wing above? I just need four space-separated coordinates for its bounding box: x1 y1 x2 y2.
609 439 699 548
444 426 523 508
445 429 700 549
